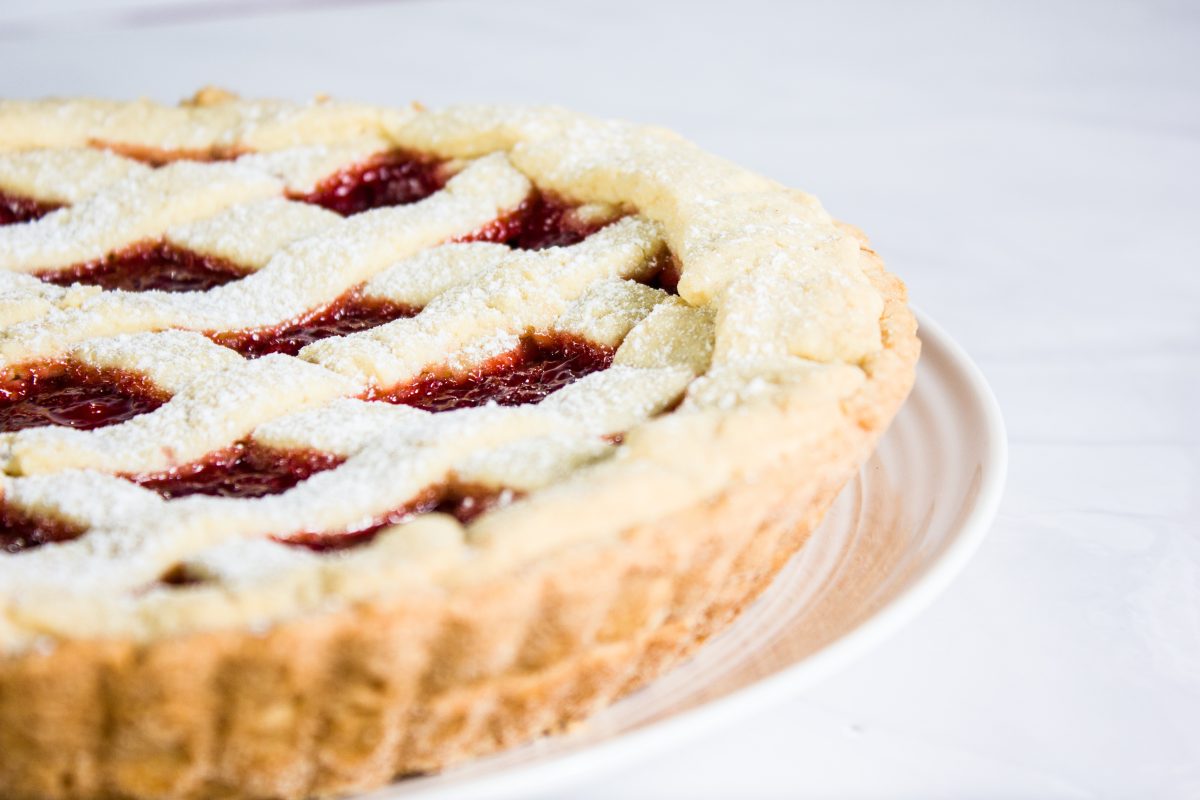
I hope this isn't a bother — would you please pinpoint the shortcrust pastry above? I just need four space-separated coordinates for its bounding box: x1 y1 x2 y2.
0 90 918 800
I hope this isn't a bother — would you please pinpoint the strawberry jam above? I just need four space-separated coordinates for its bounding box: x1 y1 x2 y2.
211 293 416 358
296 151 448 216
38 242 250 293
132 441 344 500
0 363 167 433
0 505 84 554
375 335 613 411
295 149 612 247
279 484 511 551
462 193 614 250
646 249 682 295
0 192 59 225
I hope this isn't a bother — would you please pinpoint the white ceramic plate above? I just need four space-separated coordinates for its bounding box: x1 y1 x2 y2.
360 310 1007 800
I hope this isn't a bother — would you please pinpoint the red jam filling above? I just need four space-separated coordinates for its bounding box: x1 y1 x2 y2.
0 505 84 554
209 292 416 358
132 441 344 500
0 363 167 433
461 193 614 251
37 242 250 293
295 150 612 247
296 151 448 216
0 192 60 225
374 334 614 412
646 249 682 295
279 484 512 552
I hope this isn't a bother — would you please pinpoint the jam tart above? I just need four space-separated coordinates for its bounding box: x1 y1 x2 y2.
0 89 918 800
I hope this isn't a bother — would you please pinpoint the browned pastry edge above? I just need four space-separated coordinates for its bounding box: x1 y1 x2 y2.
0 232 919 800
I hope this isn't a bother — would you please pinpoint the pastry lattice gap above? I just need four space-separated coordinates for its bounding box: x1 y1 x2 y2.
0 144 683 560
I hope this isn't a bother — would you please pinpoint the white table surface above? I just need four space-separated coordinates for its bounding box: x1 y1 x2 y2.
2 1 1197 796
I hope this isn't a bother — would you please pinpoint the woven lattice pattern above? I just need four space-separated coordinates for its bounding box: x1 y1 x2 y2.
0 93 889 649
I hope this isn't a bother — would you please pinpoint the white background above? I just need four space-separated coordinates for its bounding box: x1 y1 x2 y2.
2 1 1197 796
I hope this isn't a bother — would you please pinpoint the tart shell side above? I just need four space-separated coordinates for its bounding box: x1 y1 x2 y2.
0 232 919 800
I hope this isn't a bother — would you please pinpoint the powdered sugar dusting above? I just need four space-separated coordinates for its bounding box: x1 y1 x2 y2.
0 94 891 648
0 154 531 364
165 197 340 270
0 161 282 273
302 217 664 388
0 148 150 204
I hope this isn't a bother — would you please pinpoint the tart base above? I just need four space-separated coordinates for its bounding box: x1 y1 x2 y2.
0 235 918 800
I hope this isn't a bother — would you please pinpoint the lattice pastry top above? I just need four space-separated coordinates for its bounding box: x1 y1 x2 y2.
0 89 901 652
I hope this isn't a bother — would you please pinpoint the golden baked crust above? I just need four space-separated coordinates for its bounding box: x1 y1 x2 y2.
0 239 916 800
0 90 918 799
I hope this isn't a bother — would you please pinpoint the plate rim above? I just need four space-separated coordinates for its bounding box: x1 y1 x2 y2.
368 308 1009 800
